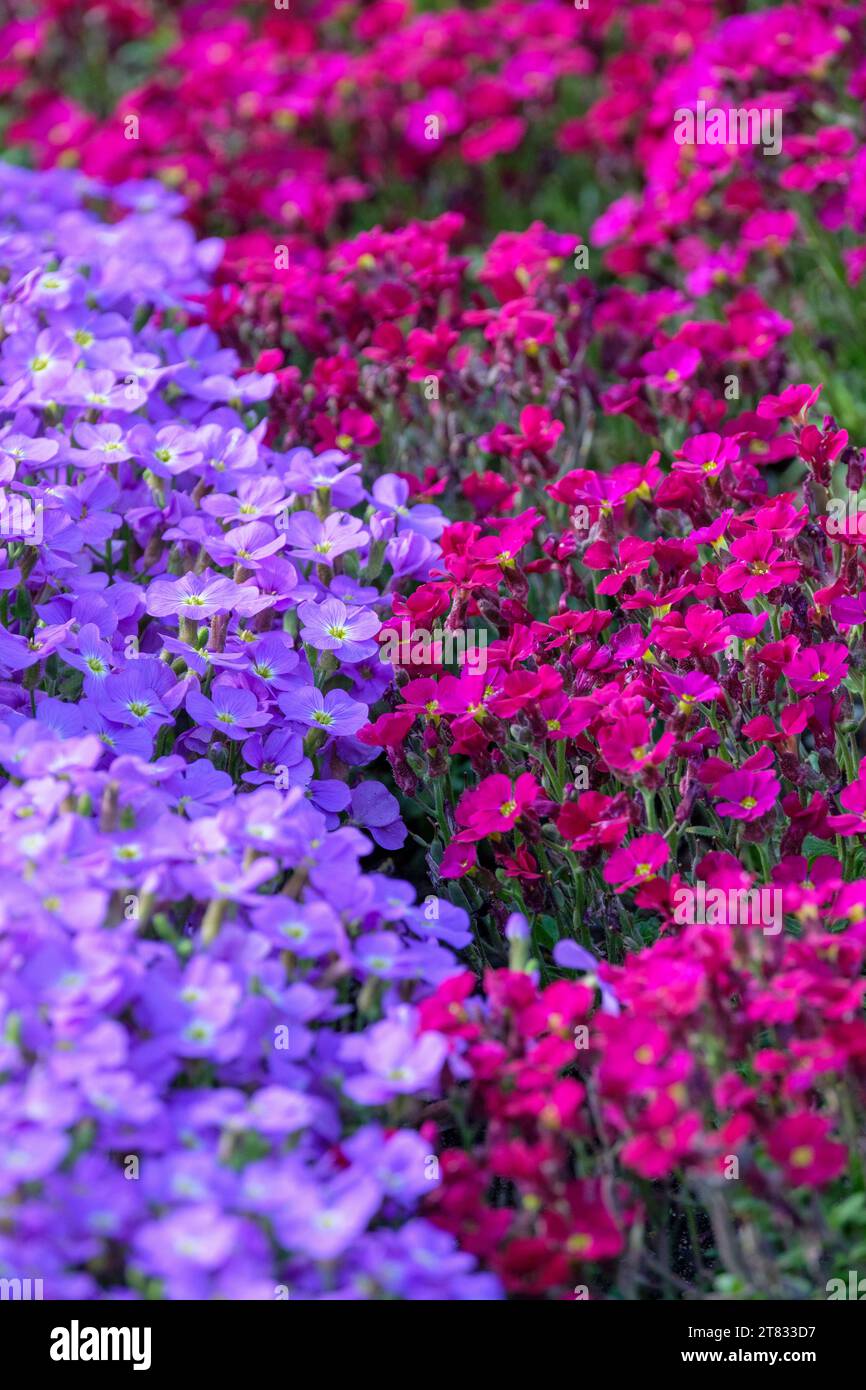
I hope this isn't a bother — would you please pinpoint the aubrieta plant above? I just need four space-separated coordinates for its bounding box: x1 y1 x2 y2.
0 165 497 1301
2 0 866 1302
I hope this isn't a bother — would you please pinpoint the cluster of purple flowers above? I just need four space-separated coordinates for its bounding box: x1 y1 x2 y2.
0 164 499 1300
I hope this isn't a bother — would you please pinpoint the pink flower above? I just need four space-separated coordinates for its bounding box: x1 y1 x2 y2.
756 383 822 421
404 90 465 152
716 531 800 600
765 1113 847 1188
786 642 849 694
715 769 780 821
639 343 700 393
673 431 740 480
456 772 540 839
663 671 722 712
598 714 675 775
460 116 526 164
603 834 669 893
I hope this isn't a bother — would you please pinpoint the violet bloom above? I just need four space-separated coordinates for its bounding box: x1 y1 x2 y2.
278 685 368 736
205 521 285 570
79 705 153 759
165 761 234 819
0 622 70 672
275 1173 382 1262
128 422 204 478
505 911 530 942
353 932 415 981
70 422 133 468
298 597 380 664
553 940 620 1015
281 510 369 566
58 623 112 694
328 576 380 607
200 476 288 524
404 898 472 950
186 685 271 741
716 769 780 821
0 431 60 470
276 447 363 508
95 661 176 734
341 1127 436 1207
145 571 240 621
371 475 445 541
340 1009 449 1105
386 530 438 580
135 1205 242 1274
242 634 300 693
250 898 344 957
350 781 406 850
241 727 312 787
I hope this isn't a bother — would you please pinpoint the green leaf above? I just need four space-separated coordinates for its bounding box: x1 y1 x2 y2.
802 835 836 858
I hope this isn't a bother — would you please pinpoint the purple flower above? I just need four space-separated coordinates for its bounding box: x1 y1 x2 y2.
135 1205 243 1274
275 1174 382 1261
552 940 620 1015
96 661 175 733
278 684 368 736
58 623 112 693
350 781 406 850
340 1009 448 1105
298 597 380 663
128 423 204 478
281 510 369 566
186 684 271 741
371 475 445 540
205 521 285 569
0 431 60 470
145 572 241 620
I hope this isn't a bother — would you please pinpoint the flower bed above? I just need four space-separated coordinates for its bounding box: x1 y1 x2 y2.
2 0 866 1301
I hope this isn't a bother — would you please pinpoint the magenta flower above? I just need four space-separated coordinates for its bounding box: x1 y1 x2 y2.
603 834 669 893
786 642 849 695
673 432 740 480
664 671 722 712
455 772 540 838
828 772 866 835
715 769 780 821
756 383 822 421
598 714 675 775
639 343 700 393
716 532 800 600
